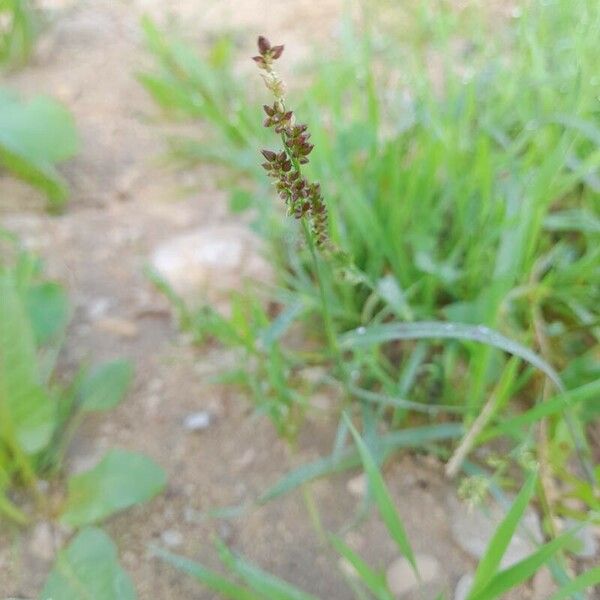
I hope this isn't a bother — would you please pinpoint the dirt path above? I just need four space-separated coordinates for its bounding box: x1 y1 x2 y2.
1 2 502 598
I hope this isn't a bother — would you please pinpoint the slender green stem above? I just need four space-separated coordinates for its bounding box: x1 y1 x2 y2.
300 218 338 358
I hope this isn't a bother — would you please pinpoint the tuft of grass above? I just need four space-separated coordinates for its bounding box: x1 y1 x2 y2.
157 421 600 599
141 0 599 592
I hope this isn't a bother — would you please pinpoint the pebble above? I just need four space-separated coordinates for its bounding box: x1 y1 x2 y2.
87 297 113 320
29 522 56 562
150 225 272 309
447 494 542 568
346 473 368 498
386 553 440 597
454 574 473 600
183 411 212 431
66 446 105 475
338 557 356 578
161 529 184 548
94 316 138 338
532 567 556 600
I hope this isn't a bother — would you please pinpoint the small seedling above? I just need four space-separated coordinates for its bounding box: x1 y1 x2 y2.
0 241 166 598
0 88 78 210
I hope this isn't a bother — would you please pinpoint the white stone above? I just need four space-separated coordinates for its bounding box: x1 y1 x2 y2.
346 473 368 498
338 557 357 578
67 447 104 475
150 225 272 309
386 553 440 597
532 567 557 600
87 297 113 320
161 529 184 548
448 494 543 568
29 522 56 562
454 574 474 600
183 411 212 431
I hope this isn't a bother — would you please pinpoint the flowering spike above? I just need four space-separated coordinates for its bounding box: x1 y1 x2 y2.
258 36 271 54
271 45 284 59
252 37 330 250
261 149 277 162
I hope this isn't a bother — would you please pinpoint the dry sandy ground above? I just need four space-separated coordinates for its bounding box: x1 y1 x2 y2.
0 1 540 599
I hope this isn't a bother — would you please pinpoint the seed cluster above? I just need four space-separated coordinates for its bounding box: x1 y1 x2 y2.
253 36 329 248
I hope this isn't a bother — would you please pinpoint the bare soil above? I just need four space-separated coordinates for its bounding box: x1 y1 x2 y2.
1 1 509 598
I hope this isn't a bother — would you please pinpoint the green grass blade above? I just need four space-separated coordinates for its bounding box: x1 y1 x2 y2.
216 540 320 600
329 535 393 600
344 414 418 577
259 423 463 504
155 547 261 600
548 567 600 600
480 379 600 442
468 530 578 600
41 527 136 600
467 471 538 598
340 322 563 391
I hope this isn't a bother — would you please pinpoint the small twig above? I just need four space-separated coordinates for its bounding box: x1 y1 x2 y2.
445 392 498 479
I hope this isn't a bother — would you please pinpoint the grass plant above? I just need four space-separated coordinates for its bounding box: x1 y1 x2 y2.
141 0 600 595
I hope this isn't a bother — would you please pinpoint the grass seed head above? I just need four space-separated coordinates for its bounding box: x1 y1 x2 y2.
253 35 330 248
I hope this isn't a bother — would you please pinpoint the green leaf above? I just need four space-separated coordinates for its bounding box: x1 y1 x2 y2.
155 546 261 600
61 449 166 526
480 379 600 443
0 90 77 207
543 209 600 233
0 273 55 453
329 535 393 600
0 0 36 67
340 321 563 391
548 567 600 600
40 527 136 600
259 423 463 504
216 540 320 600
0 93 77 162
25 281 70 345
467 472 538 598
468 530 578 600
344 415 418 577
79 360 133 412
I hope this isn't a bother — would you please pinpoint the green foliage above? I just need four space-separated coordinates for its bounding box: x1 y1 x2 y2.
141 2 600 596
0 0 35 68
142 0 600 524
41 527 136 600
158 425 599 599
0 245 164 527
345 415 417 576
0 244 165 597
61 449 166 527
78 360 134 412
0 88 78 210
467 472 538 597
